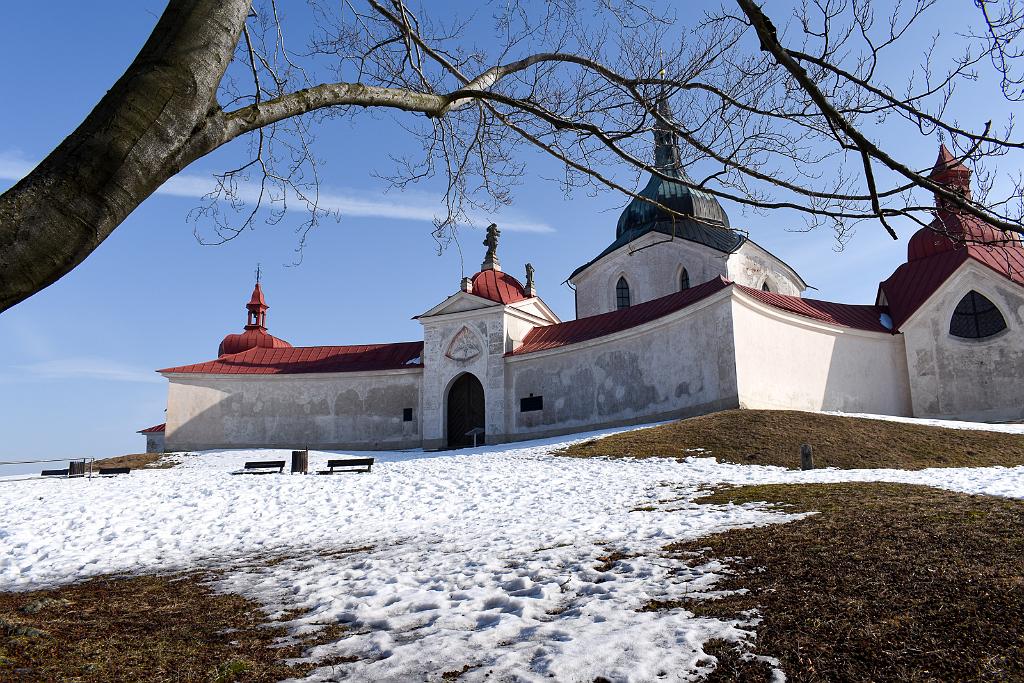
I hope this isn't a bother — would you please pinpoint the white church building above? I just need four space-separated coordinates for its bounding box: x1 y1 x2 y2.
152 131 1024 451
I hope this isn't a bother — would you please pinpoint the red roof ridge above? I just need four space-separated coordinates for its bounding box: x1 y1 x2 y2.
733 284 890 333
159 340 424 375
511 277 895 357
511 277 732 355
138 423 166 433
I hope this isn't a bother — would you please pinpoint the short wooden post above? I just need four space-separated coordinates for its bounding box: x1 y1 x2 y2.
291 450 309 475
800 444 814 471
68 460 86 478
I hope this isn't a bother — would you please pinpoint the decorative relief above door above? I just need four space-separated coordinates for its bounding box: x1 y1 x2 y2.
446 326 482 361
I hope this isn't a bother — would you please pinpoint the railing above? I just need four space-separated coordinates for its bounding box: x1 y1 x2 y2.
0 457 96 483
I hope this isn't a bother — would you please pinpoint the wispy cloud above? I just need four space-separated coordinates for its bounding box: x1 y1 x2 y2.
0 151 554 234
7 358 162 384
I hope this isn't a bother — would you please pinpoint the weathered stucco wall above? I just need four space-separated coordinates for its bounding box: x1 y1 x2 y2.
503 291 739 439
144 432 165 454
571 234 732 317
901 262 1024 421
164 369 423 451
726 242 804 296
731 294 912 415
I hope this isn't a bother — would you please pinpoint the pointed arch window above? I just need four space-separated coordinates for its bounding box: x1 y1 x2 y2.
616 277 631 310
761 281 771 292
679 267 690 291
950 291 1007 339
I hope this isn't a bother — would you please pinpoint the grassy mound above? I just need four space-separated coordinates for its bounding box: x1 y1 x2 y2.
92 452 177 470
0 573 345 682
654 483 1024 682
562 409 1024 469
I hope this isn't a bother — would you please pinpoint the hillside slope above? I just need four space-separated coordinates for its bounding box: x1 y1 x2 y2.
562 410 1024 469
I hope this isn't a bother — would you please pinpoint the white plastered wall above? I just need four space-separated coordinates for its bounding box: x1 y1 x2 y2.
503 289 740 440
163 369 423 451
731 293 912 415
899 261 1024 421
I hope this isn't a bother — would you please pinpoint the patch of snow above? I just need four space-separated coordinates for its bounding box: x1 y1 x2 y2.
0 426 1022 681
825 411 1024 434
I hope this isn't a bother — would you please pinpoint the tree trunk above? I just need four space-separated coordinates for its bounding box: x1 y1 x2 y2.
0 0 250 312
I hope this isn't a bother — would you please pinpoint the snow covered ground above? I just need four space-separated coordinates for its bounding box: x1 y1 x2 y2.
1 420 1023 681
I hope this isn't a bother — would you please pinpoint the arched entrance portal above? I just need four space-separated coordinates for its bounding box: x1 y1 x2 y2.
446 373 485 449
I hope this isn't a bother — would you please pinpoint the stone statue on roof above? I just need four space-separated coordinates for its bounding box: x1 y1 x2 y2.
482 223 501 271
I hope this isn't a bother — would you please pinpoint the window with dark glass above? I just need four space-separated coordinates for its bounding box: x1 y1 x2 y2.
950 291 1007 339
680 268 690 291
616 277 631 309
520 395 543 412
403 408 414 422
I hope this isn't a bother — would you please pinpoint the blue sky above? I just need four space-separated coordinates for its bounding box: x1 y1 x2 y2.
0 1 1013 465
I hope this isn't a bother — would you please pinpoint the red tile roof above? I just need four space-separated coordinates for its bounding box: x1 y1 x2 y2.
735 285 891 333
470 269 529 304
880 244 1024 328
160 341 424 375
510 277 731 355
138 423 165 434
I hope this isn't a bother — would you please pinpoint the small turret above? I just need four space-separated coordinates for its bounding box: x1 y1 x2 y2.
907 144 1020 260
929 143 973 209
218 276 292 356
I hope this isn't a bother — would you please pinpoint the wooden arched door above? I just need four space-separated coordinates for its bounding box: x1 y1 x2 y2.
446 373 485 448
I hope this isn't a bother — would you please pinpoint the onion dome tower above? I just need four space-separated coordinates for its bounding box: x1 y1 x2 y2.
907 144 1021 261
570 92 746 281
218 278 292 356
614 95 734 240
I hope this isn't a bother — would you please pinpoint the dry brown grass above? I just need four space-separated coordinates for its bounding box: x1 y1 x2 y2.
562 409 1024 469
0 573 341 682
92 453 176 470
654 483 1024 682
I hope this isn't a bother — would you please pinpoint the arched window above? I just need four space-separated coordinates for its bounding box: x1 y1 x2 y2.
679 268 690 291
761 281 771 292
615 277 631 310
950 291 1007 339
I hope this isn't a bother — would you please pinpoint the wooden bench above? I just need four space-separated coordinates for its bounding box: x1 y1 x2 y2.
317 458 374 475
238 460 286 474
98 467 131 476
40 468 70 477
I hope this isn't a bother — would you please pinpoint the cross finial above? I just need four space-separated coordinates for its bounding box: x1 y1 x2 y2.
481 223 501 271
255 263 262 284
